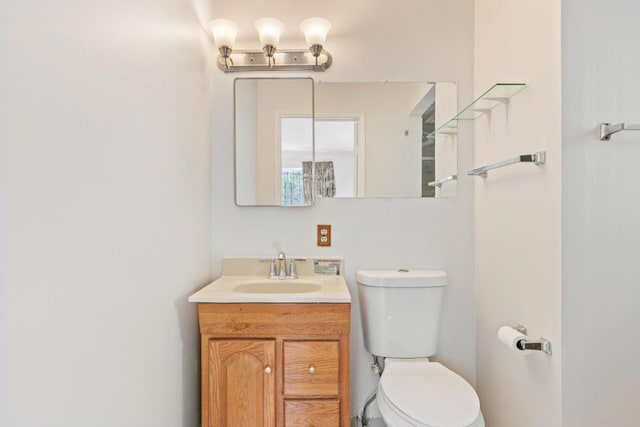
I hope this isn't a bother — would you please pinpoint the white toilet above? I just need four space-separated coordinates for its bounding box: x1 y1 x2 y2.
357 270 484 427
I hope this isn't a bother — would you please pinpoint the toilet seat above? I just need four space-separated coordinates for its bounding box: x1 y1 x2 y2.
378 359 483 427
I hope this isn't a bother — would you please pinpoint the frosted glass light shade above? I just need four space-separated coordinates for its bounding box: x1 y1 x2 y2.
300 17 331 46
254 18 284 46
209 19 238 48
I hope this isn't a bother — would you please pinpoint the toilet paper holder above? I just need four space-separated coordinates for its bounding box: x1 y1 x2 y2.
514 325 552 355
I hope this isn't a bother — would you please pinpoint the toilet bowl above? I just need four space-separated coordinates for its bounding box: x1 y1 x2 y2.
356 270 483 427
377 359 484 427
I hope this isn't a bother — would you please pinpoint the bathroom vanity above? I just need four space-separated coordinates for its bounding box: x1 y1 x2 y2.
189 258 351 427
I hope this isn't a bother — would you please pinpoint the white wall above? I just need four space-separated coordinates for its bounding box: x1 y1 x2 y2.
0 1 213 426
562 0 640 425
211 0 475 419
474 1 562 426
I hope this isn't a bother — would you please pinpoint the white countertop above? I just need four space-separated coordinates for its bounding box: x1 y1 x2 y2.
188 275 352 303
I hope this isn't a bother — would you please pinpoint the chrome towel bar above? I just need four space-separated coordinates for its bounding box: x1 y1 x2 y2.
468 151 546 178
427 174 457 188
600 122 640 140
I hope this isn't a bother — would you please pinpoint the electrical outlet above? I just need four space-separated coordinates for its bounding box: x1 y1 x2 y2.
317 224 331 247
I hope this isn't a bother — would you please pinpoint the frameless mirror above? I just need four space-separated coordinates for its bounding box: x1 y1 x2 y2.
314 81 457 199
234 79 457 206
234 77 314 206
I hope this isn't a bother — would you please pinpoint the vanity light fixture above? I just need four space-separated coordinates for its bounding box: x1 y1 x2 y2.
254 18 284 67
209 19 239 69
300 17 331 66
209 17 332 72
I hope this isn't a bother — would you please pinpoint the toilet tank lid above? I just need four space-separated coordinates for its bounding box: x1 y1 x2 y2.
356 270 447 287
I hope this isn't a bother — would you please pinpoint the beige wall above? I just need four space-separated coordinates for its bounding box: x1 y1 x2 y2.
474 1 562 426
0 1 213 425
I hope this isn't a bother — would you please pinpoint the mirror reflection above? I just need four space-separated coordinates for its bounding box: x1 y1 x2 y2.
234 78 314 206
234 79 457 207
314 81 457 199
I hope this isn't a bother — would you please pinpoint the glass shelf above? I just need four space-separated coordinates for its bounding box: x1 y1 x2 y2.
425 83 527 140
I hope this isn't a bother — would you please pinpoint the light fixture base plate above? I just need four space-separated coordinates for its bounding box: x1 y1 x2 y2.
217 49 332 72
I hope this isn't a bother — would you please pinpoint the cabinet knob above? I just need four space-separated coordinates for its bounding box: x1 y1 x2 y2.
264 366 272 374
308 365 316 374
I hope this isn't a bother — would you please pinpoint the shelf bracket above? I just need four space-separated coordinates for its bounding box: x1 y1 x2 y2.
424 83 527 139
427 174 457 188
599 122 640 141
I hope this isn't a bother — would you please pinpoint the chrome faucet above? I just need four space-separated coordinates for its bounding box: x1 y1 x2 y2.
267 252 297 279
277 252 288 278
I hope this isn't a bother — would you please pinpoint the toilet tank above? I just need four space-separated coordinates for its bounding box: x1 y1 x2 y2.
357 270 447 358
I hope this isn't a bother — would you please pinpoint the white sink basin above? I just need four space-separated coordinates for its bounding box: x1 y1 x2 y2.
233 281 322 294
188 275 351 303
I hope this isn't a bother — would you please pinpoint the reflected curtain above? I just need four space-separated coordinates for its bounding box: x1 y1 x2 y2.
303 161 336 203
282 169 305 206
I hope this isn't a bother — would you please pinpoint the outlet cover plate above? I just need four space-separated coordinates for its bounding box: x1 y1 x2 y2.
317 224 331 247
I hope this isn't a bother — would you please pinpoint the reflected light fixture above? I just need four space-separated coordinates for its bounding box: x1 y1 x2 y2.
209 17 332 72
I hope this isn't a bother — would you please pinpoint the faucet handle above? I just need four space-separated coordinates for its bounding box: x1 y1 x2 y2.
289 258 298 279
268 259 277 279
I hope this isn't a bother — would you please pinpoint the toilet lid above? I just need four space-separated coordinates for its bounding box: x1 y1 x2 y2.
380 361 480 427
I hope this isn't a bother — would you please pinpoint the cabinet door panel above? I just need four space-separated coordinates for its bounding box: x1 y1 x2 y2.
284 341 339 397
209 339 275 427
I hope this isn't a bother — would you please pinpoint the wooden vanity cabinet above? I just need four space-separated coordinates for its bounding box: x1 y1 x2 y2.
198 303 351 427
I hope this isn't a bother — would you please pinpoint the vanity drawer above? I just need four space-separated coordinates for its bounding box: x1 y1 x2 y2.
284 341 339 397
284 400 340 426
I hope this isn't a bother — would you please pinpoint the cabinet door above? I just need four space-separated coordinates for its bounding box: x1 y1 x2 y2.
209 339 276 427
